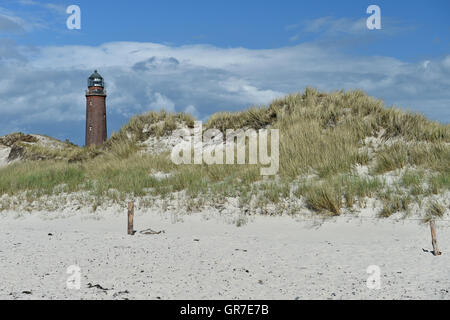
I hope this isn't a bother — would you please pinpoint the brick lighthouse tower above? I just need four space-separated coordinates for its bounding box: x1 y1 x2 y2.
85 70 107 146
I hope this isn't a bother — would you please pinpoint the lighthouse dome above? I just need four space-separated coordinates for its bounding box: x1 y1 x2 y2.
88 70 104 87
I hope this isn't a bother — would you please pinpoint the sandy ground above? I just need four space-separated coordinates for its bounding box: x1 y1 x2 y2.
0 209 449 300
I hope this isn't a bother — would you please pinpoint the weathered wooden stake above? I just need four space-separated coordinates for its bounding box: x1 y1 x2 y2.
128 201 134 236
430 220 441 256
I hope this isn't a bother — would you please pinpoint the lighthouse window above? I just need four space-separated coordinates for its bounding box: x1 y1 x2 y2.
88 78 104 87
89 126 92 132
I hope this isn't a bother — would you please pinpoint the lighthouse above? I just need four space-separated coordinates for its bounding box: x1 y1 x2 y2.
85 70 107 146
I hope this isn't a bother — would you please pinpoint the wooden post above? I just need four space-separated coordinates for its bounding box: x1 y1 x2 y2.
128 201 134 236
430 220 441 256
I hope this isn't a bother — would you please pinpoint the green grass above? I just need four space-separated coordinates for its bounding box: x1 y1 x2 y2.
400 169 424 188
379 195 412 218
256 181 290 205
0 161 85 196
374 142 449 174
428 172 450 195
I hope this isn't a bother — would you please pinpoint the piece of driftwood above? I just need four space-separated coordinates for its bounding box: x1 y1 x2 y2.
139 228 165 235
128 202 134 236
430 221 441 256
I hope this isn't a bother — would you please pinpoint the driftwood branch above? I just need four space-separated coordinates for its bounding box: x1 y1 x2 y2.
140 228 165 235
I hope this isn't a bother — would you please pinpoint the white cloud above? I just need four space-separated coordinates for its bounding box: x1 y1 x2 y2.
148 92 176 112
443 56 450 70
18 0 67 14
304 16 367 34
287 16 414 43
0 8 27 32
184 105 200 119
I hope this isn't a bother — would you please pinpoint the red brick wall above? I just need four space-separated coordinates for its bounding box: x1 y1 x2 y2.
85 94 107 146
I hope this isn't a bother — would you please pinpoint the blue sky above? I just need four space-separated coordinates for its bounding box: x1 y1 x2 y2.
0 0 449 145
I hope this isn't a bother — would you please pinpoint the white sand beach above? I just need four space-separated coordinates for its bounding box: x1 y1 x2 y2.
1 208 449 300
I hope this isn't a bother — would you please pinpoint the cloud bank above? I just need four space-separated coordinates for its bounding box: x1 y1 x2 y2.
0 39 449 145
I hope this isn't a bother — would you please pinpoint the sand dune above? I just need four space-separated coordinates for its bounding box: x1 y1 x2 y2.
0 146 10 167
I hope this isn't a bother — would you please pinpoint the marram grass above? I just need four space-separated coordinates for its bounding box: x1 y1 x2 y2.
1 89 449 217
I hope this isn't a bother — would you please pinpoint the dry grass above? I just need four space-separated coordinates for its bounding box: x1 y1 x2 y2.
374 142 449 174
294 174 383 215
1 88 449 217
423 201 445 223
0 132 38 146
379 194 413 218
206 105 277 132
107 110 195 145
